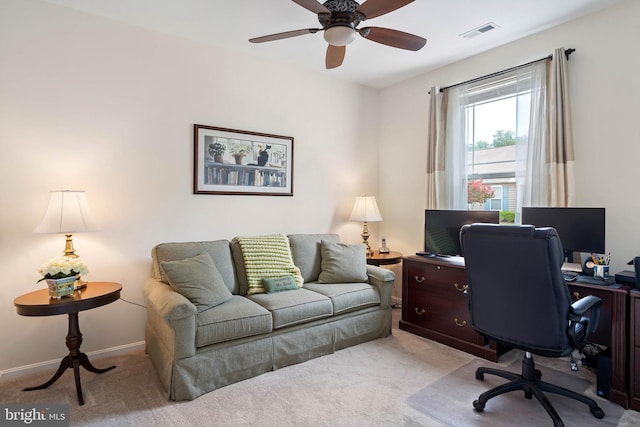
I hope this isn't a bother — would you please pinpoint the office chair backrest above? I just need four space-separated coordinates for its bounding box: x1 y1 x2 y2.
460 224 573 357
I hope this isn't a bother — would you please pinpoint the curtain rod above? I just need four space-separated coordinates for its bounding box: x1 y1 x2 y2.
433 48 575 94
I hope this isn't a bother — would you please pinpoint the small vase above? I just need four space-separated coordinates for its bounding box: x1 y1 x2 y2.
45 276 76 299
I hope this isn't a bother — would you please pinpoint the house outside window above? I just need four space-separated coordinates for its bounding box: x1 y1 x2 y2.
464 74 534 222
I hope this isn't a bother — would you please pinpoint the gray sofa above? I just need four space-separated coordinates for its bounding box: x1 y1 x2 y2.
142 233 394 401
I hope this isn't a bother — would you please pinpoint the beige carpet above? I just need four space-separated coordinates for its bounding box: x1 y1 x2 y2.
408 358 624 426
1 310 639 426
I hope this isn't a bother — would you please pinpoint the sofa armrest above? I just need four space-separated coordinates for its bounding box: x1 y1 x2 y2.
143 278 197 359
366 265 395 309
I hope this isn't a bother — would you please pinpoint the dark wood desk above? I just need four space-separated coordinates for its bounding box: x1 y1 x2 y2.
14 282 122 405
568 280 630 409
630 289 640 411
400 255 631 408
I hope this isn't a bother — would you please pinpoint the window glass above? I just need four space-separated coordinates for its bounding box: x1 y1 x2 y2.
464 75 533 223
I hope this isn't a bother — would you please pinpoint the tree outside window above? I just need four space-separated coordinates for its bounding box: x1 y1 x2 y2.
467 179 495 210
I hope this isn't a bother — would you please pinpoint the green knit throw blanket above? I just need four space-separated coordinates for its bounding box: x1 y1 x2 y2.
233 234 303 294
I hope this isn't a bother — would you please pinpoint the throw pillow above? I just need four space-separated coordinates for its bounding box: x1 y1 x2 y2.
233 234 304 294
318 240 368 283
261 276 299 293
160 252 232 311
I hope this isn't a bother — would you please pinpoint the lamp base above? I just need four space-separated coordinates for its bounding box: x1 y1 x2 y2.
63 233 78 258
75 276 88 290
361 222 373 258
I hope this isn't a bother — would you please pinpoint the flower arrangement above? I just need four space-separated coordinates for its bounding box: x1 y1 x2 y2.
36 256 89 284
208 142 226 157
230 141 251 156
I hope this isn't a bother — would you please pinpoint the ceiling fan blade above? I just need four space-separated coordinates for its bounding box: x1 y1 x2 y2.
249 28 320 43
355 0 415 20
291 0 330 14
359 27 426 51
326 44 346 69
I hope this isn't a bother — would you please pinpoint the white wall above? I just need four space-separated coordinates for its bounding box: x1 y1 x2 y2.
3 0 638 375
0 0 379 372
378 0 640 274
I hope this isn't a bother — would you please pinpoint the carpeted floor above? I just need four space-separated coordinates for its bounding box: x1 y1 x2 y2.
1 309 639 426
408 358 625 427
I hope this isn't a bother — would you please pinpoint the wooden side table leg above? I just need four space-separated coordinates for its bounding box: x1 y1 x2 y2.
22 356 72 391
72 358 84 406
22 312 116 406
79 353 116 374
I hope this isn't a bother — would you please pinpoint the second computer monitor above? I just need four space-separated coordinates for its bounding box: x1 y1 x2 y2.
521 207 605 263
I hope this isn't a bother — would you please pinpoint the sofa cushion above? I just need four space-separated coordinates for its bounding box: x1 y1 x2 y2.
195 296 273 348
232 234 304 295
288 234 341 283
303 282 381 315
262 276 299 293
160 252 232 311
151 240 239 294
248 288 333 329
318 240 368 283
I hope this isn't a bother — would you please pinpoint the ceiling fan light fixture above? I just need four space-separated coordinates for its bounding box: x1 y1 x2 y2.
324 25 356 46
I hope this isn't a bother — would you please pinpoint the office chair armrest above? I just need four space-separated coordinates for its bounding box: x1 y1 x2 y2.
569 295 602 335
570 295 601 316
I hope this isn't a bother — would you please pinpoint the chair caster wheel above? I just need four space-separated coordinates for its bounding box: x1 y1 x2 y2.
535 369 542 380
590 406 605 419
475 371 484 381
473 400 485 412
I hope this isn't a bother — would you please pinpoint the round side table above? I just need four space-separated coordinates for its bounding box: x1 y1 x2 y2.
366 251 403 266
14 281 122 405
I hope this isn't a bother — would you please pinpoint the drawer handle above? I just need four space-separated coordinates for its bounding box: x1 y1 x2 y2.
454 283 468 292
415 307 426 315
573 292 580 300
414 276 426 283
454 318 467 327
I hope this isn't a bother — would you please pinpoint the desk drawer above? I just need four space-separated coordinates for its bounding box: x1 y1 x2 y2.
407 263 467 289
406 281 477 343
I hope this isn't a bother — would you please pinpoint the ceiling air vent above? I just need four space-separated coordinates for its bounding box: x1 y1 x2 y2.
460 22 499 39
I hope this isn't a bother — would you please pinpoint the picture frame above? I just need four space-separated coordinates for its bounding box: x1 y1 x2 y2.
193 124 294 196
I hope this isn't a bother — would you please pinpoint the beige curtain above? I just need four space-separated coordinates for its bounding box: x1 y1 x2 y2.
546 47 576 207
427 47 575 212
426 87 448 209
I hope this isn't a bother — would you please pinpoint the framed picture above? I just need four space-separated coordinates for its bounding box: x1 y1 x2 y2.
193 124 294 196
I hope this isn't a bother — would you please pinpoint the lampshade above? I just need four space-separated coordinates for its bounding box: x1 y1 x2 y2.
34 190 99 234
324 26 357 46
349 196 383 222
34 190 99 258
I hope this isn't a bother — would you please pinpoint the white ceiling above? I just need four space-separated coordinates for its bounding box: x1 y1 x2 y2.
43 0 625 88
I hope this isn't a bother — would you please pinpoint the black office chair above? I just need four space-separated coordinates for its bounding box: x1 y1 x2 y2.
459 224 604 427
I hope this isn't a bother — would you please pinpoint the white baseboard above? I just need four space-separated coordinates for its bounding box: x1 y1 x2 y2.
0 341 145 382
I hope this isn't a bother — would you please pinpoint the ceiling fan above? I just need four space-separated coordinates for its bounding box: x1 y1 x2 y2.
249 0 427 69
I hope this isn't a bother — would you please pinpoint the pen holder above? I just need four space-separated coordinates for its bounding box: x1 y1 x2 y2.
593 264 609 279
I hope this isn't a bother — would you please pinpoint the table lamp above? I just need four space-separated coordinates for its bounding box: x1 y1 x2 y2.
349 196 383 257
34 190 99 258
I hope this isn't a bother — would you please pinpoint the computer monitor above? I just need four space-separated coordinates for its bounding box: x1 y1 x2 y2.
521 207 605 263
424 209 500 257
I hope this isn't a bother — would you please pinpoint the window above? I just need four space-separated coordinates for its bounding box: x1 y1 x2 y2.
463 72 537 221
428 50 574 217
